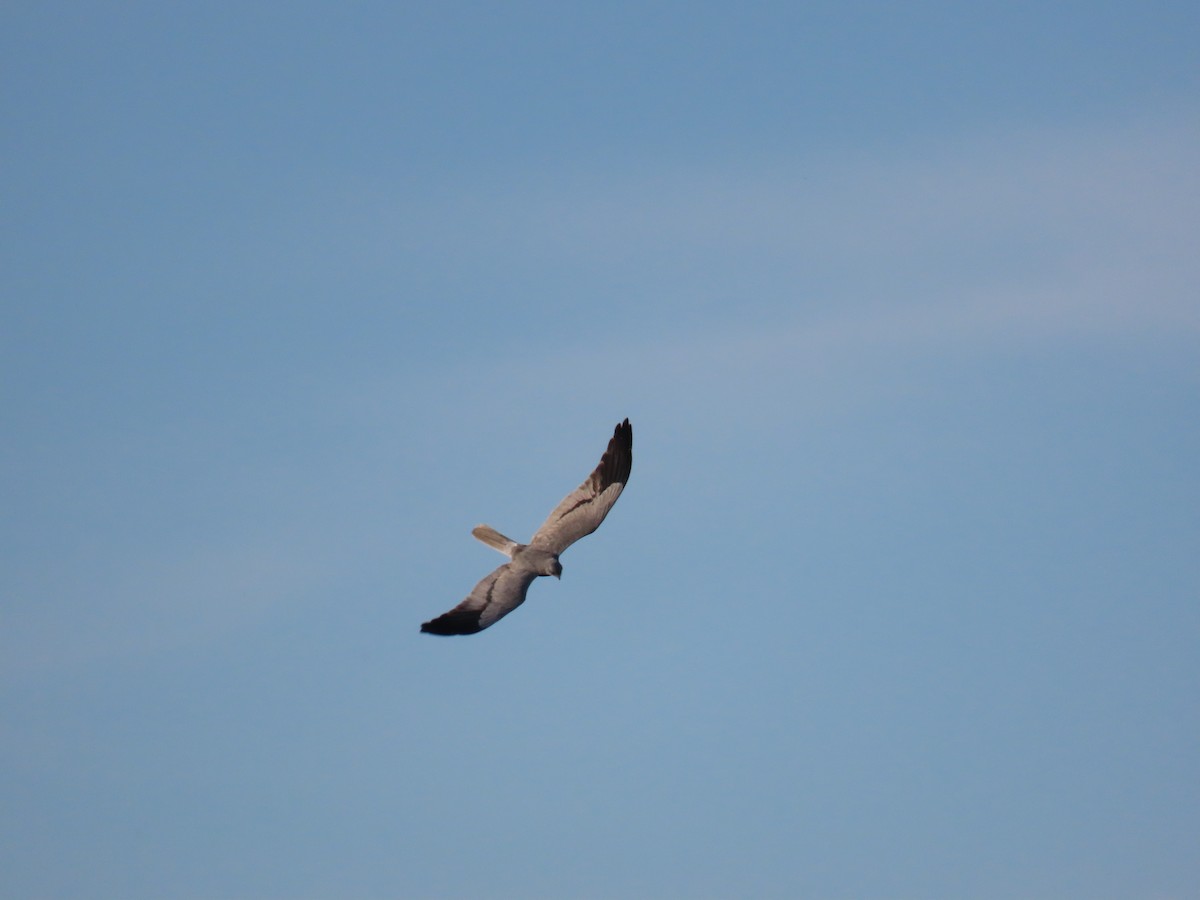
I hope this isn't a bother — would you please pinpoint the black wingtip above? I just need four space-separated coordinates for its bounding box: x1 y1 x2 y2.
600 418 632 486
420 613 485 636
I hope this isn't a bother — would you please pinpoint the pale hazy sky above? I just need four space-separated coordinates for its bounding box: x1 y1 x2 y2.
3 3 1198 898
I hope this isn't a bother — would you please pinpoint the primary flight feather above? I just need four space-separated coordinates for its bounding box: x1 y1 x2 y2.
420 418 632 636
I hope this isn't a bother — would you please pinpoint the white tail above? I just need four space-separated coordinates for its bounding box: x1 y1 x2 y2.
471 524 520 557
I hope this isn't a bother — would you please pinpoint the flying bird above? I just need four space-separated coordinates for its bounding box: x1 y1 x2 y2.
420 418 632 636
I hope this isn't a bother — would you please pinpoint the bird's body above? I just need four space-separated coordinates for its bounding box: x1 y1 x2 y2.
420 418 632 636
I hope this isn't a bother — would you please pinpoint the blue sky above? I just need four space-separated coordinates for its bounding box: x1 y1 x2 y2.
3 3 1198 898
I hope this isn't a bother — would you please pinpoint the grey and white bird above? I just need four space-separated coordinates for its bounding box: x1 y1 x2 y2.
420 418 632 636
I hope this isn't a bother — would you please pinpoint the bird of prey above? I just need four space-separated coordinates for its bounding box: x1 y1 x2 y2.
420 418 632 636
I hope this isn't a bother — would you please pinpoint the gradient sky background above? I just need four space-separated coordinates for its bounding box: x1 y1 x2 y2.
3 3 1199 898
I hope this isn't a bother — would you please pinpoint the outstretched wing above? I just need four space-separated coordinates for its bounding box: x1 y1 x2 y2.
420 563 538 635
529 418 632 555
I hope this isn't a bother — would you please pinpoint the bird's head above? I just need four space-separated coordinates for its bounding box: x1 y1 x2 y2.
550 559 562 579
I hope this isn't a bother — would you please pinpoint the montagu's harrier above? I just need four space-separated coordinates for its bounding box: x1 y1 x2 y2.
420 418 632 636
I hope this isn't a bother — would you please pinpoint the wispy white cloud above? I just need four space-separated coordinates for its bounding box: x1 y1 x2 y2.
377 105 1199 329
353 106 1200 450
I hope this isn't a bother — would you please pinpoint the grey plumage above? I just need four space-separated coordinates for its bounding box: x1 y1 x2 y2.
420 418 632 636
